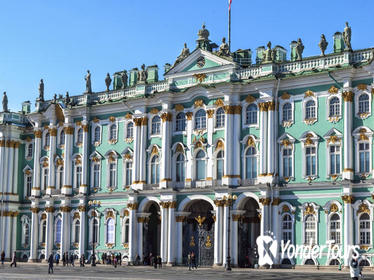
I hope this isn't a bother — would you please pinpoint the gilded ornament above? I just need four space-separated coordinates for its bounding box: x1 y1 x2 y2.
78 205 87 212
195 215 206 226
216 140 224 150
186 112 193 120
174 104 184 112
123 210 129 216
82 124 89 132
64 126 74 135
151 146 159 156
134 118 142 126
259 198 271 206
232 214 242 221
281 138 291 147
26 136 32 142
280 92 291 100
49 128 57 136
189 236 196 247
125 113 133 119
205 235 212 248
272 198 281 206
258 102 269 112
127 203 138 210
358 203 370 214
60 206 72 212
357 84 368 91
93 117 100 123
245 95 256 103
303 205 315 216
329 204 338 213
30 207 39 213
193 73 207 83
45 206 55 213
282 205 290 213
304 90 315 98
73 212 80 219
342 91 354 102
327 135 340 144
34 130 42 138
109 116 116 122
328 86 339 94
341 195 353 204
106 210 115 219
206 109 214 118
247 136 256 147
267 101 276 111
194 99 205 108
124 153 132 160
141 117 148 126
150 108 159 114
161 112 172 122
175 144 184 153
214 99 224 107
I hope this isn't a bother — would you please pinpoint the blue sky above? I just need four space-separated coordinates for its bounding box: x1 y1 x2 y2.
0 0 373 111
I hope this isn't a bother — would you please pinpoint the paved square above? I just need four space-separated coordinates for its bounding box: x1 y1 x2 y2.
0 264 373 280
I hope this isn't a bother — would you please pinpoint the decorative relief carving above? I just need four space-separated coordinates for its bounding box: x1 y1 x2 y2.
328 86 339 94
160 112 172 122
216 140 224 150
151 146 159 156
258 102 269 112
150 108 159 114
245 95 256 103
341 195 353 204
247 136 256 147
194 99 204 108
214 99 224 107
175 144 184 153
174 104 184 111
186 112 193 120
34 130 42 138
282 205 290 213
304 90 315 98
223 105 241 114
64 127 74 135
127 203 138 210
342 91 354 102
109 116 116 122
82 125 89 132
206 109 215 118
193 73 207 83
280 92 291 100
329 204 338 213
259 198 271 206
357 84 368 91
125 113 133 119
358 203 370 214
303 205 315 216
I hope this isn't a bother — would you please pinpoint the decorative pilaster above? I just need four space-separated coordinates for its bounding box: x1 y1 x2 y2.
78 204 87 257
185 112 193 188
80 120 89 194
47 126 57 195
271 195 280 266
175 212 189 265
213 199 224 265
6 141 14 194
160 112 172 188
60 203 72 254
128 201 138 263
136 213 149 259
206 109 214 185
29 205 39 261
32 128 42 197
342 90 354 180
160 201 169 263
45 204 55 260
267 101 276 181
132 118 142 187
62 122 74 195
134 117 147 190
12 142 19 194
167 201 176 264
258 102 268 183
222 201 229 266
342 194 354 266
259 197 271 235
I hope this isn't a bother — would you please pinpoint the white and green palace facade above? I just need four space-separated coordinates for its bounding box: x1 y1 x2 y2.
1 25 374 268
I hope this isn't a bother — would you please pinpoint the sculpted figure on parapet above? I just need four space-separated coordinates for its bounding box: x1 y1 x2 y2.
217 37 230 57
173 43 190 67
343 21 352 51
85 70 92 93
105 73 112 91
137 64 147 83
38 79 44 101
263 41 275 63
318 34 328 56
121 70 128 89
2 91 8 112
296 38 304 61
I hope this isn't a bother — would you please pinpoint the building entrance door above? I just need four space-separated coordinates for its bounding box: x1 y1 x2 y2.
143 202 161 258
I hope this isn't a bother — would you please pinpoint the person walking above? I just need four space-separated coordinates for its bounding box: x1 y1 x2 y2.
350 256 362 280
70 254 74 267
191 252 197 270
187 252 192 270
10 251 17 267
157 256 162 269
1 251 5 266
153 256 157 269
55 254 60 266
48 254 54 274
62 252 66 266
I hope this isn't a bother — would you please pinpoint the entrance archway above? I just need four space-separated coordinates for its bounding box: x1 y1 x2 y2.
182 199 214 266
237 197 260 267
143 202 161 259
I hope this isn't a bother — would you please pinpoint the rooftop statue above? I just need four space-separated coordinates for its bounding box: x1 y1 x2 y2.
53 94 57 103
2 92 8 112
121 70 128 89
296 38 304 61
263 41 274 63
318 34 328 56
196 24 212 51
65 91 71 106
217 37 230 57
38 79 44 101
343 21 352 51
198 24 209 40
105 73 112 91
85 70 92 93
173 43 190 67
137 64 147 84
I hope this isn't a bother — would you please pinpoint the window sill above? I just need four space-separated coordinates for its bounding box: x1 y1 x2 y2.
304 118 317 125
357 112 371 120
327 116 341 123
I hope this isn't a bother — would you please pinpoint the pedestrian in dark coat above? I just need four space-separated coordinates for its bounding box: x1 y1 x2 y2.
55 254 60 266
10 251 16 267
70 254 74 267
157 256 162 269
1 251 5 265
48 254 54 274
153 256 157 269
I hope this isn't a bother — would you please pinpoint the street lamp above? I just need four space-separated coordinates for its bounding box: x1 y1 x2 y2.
225 194 237 271
88 200 101 267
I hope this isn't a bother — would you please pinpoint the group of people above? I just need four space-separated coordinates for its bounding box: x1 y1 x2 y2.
187 251 197 270
1 251 17 267
100 252 122 267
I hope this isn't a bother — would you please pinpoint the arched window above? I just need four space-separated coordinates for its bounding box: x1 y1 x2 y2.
93 218 99 244
359 142 370 173
55 218 62 243
175 153 185 182
282 103 292 122
125 161 132 186
215 108 225 128
282 147 292 178
175 112 186 132
305 259 315 265
151 116 161 134
216 150 224 180
27 143 33 158
59 130 65 145
329 97 340 117
282 214 292 243
41 220 47 243
42 167 49 190
329 213 341 244
22 222 30 246
106 218 115 244
305 146 317 176
329 259 340 265
305 215 316 244
245 147 257 179
195 150 206 180
56 166 63 190
77 128 83 145
109 124 117 141
94 126 101 142
92 163 100 188
150 155 160 184
358 94 370 114
123 219 129 244
246 104 257 125
305 100 316 119
25 172 32 197
74 164 82 188
109 162 117 187
74 220 80 243
195 109 206 129
45 132 50 147
359 213 370 245
127 122 134 138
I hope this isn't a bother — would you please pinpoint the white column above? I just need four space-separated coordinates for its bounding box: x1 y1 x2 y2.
12 142 19 194
62 122 73 195
260 199 270 236
137 117 147 188
342 91 354 180
175 213 187 265
29 205 39 261
137 218 143 259
45 206 54 260
185 112 193 187
206 110 214 185
61 205 71 255
222 204 229 266
32 128 42 197
214 202 222 265
128 204 137 263
259 103 268 178
231 216 239 266
78 205 86 257
160 112 172 188
80 121 89 194
47 126 57 195
3 214 11 258
7 143 14 194
271 196 280 265
343 195 353 266
167 204 175 264
267 101 275 177
233 109 241 184
132 118 141 185
160 204 168 262
223 108 234 186
11 214 17 256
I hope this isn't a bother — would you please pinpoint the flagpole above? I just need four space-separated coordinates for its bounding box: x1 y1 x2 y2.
228 0 231 52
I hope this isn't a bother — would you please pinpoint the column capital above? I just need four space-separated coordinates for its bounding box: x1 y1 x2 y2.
30 207 39 213
160 112 172 122
342 194 354 204
127 202 138 210
186 112 193 120
259 197 271 206
342 91 354 102
34 130 42 138
78 205 87 212
45 206 55 213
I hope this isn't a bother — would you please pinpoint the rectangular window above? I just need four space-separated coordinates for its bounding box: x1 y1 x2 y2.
93 164 100 188
26 175 32 197
75 166 82 188
330 145 341 175
359 143 370 173
125 162 132 186
109 163 116 187
216 159 224 180
305 147 316 176
282 148 292 177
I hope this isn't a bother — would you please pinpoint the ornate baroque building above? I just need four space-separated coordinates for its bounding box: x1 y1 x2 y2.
1 24 374 267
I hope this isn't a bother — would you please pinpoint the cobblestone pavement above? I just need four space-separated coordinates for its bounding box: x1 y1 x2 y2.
0 264 373 280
